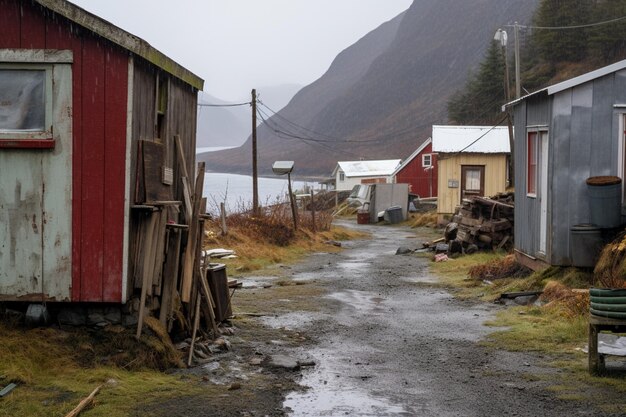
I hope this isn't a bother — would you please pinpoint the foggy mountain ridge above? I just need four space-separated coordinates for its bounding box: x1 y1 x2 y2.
200 0 538 177
197 84 302 148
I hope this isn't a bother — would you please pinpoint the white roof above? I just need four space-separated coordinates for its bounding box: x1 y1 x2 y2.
432 125 510 153
336 159 401 178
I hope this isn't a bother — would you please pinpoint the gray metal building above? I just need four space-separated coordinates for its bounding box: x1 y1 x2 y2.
507 60 626 269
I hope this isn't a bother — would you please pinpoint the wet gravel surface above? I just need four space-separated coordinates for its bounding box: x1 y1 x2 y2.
269 220 618 417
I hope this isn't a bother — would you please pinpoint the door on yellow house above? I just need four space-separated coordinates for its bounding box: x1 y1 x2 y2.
460 165 485 202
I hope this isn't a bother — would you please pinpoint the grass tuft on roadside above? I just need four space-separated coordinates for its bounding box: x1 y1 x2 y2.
203 207 367 274
431 251 626 401
0 322 205 417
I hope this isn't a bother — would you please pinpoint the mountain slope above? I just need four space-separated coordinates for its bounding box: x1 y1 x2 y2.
201 0 538 177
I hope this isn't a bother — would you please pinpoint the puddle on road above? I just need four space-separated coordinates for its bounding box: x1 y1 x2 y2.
399 274 439 284
261 311 326 331
238 276 275 289
337 261 370 271
284 345 411 417
285 386 409 416
326 290 389 322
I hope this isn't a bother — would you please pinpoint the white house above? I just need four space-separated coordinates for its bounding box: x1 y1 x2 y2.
332 160 401 191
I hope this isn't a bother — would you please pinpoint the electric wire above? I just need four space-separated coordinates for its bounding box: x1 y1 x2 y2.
197 102 252 107
257 100 437 143
509 15 626 31
256 107 365 158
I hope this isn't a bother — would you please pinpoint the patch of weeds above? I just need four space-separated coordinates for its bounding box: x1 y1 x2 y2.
484 306 587 353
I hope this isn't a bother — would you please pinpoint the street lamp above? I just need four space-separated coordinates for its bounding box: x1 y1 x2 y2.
272 161 298 231
495 27 516 187
494 28 511 102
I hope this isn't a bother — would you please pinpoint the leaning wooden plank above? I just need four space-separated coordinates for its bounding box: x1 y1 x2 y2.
187 293 202 367
175 135 193 223
64 385 102 417
159 228 182 326
136 215 157 339
181 162 206 302
152 209 170 293
143 210 160 296
198 267 219 335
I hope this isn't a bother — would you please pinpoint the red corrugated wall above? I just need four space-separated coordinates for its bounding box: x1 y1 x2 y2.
395 143 438 198
0 0 128 302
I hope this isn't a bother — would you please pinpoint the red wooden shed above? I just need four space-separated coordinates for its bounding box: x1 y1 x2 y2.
393 138 438 198
0 0 203 304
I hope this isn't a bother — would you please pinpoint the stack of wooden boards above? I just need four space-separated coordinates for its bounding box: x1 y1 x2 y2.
449 193 514 252
130 136 228 343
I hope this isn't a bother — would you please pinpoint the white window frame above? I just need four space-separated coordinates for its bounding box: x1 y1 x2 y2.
339 172 345 182
526 131 538 198
0 64 53 140
422 154 432 167
617 112 626 211
0 50 72 148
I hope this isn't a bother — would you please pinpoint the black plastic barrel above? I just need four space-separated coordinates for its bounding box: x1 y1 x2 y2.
570 224 603 267
385 206 403 224
587 176 622 228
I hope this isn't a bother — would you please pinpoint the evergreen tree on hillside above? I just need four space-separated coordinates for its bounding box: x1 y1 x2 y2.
533 0 591 62
448 40 506 125
588 1 626 61
522 0 626 91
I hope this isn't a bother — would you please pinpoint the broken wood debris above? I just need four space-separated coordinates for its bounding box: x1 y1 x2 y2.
129 136 233 347
64 385 102 417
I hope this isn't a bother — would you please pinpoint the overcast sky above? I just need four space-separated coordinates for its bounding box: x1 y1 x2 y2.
71 0 412 102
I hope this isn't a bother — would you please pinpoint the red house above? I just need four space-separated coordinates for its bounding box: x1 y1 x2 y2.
0 0 203 304
393 138 438 198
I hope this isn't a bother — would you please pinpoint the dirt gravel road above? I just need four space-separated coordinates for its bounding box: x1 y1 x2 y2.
150 220 625 416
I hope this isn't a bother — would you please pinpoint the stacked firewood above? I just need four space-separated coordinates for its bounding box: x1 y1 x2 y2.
447 193 514 253
132 136 228 347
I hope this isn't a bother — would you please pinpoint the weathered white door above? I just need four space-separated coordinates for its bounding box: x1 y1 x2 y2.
0 159 44 298
0 51 73 301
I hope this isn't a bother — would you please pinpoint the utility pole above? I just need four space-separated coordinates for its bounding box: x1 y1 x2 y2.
514 22 521 98
252 89 259 215
495 27 515 187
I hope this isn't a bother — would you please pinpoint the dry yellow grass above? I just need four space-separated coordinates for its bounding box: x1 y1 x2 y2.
594 230 626 288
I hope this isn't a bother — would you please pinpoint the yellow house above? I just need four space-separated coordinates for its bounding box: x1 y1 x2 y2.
433 125 510 222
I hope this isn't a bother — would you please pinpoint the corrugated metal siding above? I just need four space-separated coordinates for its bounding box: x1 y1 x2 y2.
517 69 626 266
437 153 508 215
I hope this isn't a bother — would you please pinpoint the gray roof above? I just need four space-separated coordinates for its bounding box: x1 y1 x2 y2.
504 59 626 110
36 0 204 90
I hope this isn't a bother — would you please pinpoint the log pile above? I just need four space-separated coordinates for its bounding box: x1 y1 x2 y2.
447 193 514 253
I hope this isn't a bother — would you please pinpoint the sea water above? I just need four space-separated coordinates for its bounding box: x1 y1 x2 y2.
198 147 308 213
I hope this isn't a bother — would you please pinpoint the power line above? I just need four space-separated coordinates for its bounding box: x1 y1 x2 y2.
511 15 626 31
257 99 436 143
197 102 251 107
256 108 365 158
